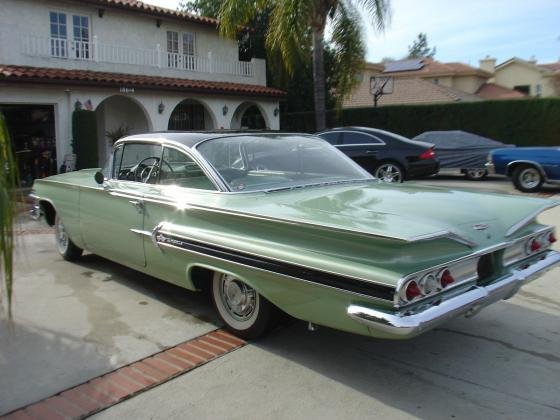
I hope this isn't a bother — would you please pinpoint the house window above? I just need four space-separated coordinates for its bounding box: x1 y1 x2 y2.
513 85 530 95
49 11 67 57
167 31 179 68
183 33 195 70
535 84 542 96
72 15 90 59
432 78 439 85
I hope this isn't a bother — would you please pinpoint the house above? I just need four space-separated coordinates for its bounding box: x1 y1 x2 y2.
479 56 560 97
0 0 284 185
343 58 524 108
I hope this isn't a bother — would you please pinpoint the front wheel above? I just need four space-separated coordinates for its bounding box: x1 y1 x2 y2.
374 162 404 183
211 272 273 339
55 215 83 261
512 165 543 192
464 168 488 180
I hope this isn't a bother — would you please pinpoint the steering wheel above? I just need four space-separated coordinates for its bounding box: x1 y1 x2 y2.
134 157 173 183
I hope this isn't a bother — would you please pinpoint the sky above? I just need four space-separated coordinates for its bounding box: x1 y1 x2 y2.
145 0 560 65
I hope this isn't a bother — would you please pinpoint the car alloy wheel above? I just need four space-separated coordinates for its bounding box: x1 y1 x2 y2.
375 163 403 183
465 169 487 180
55 216 69 255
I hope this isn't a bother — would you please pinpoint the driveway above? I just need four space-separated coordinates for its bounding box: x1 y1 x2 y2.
2 176 560 419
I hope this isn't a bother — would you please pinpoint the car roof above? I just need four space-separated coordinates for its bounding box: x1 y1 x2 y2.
317 126 403 137
121 130 302 148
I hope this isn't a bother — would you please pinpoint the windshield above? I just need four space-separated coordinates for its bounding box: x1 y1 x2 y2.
196 135 372 192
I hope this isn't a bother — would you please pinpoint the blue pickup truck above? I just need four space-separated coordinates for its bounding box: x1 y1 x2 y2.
487 147 560 192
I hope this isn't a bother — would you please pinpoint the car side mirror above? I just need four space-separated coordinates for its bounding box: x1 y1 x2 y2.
94 171 106 185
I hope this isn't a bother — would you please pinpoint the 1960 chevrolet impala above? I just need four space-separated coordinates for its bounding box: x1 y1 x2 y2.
30 132 560 339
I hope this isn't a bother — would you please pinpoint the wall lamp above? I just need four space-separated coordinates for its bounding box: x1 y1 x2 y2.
273 107 279 117
158 102 165 114
156 19 162 28
98 9 105 18
222 105 228 116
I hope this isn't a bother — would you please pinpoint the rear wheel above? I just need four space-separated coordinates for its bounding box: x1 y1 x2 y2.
211 272 273 339
512 165 543 192
374 162 404 183
464 168 488 180
55 215 83 261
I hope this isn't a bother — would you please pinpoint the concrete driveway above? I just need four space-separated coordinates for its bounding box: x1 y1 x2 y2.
2 176 560 419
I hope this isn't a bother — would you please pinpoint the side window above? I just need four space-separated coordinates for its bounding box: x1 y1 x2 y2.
114 143 162 183
159 147 216 190
319 132 340 145
341 132 383 145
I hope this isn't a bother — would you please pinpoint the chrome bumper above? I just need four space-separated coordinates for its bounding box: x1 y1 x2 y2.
29 195 41 221
347 250 560 339
485 162 495 174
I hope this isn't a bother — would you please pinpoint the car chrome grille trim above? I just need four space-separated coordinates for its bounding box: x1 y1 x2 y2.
154 231 395 301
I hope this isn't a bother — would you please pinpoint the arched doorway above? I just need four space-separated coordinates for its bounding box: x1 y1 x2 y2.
168 99 215 130
96 95 151 165
231 102 268 129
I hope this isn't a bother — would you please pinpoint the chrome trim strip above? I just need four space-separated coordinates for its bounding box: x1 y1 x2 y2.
506 202 559 237
329 130 386 146
156 235 394 304
152 222 394 298
348 250 560 338
130 229 151 237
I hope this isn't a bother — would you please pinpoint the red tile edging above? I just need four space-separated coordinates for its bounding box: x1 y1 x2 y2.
1 329 246 420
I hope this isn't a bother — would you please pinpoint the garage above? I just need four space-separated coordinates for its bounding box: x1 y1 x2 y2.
0 104 57 187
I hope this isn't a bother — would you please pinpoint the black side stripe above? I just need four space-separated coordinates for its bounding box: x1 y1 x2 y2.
157 233 395 301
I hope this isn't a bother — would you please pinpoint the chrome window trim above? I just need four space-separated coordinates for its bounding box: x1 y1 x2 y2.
334 130 386 146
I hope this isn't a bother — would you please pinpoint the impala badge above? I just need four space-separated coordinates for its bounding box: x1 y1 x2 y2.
473 223 489 231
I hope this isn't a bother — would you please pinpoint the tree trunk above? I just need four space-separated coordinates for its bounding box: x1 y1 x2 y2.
312 26 326 131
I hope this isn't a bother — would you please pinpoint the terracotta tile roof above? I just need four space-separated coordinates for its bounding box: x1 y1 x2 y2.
343 77 482 108
539 62 560 72
476 83 526 100
0 65 286 98
381 58 491 78
78 0 218 27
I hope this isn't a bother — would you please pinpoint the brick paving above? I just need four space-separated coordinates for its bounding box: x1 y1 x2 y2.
1 330 245 420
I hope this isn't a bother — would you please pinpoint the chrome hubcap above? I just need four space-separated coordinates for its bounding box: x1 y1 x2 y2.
56 219 68 253
220 275 257 321
468 169 486 178
519 168 540 189
376 164 402 183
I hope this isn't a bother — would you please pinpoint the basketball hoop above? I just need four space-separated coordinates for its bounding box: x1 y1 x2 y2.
370 76 394 95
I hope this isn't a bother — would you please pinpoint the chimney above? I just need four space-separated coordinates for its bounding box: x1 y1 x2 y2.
528 55 537 64
479 56 496 74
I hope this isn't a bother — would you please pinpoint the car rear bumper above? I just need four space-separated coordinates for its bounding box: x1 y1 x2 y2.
347 250 560 339
407 160 439 179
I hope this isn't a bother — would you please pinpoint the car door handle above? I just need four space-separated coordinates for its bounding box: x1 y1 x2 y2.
365 150 377 154
129 200 144 213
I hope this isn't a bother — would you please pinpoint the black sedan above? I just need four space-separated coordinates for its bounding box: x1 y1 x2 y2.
316 127 439 182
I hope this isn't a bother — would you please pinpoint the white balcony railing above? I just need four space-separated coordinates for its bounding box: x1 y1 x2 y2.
20 34 254 78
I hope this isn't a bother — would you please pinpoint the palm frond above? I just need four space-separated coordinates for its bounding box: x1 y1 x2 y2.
0 113 18 319
265 0 313 74
329 2 366 109
218 0 270 39
347 0 391 31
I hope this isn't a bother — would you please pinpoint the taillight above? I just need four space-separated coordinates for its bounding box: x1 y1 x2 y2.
549 232 557 244
418 148 435 160
529 239 541 253
405 281 422 301
439 269 454 288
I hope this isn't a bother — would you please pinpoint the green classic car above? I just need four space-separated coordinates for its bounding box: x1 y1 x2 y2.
30 132 560 339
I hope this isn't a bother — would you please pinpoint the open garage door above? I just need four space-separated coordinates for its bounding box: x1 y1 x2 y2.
0 104 57 187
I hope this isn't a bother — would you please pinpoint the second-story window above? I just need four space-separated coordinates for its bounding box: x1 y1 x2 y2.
167 31 179 68
183 33 195 70
72 15 90 59
50 11 67 58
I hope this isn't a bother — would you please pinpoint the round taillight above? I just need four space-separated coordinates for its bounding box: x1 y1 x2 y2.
405 281 422 301
549 232 557 244
440 269 454 288
529 239 541 253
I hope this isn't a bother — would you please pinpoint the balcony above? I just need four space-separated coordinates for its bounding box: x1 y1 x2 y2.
19 34 262 83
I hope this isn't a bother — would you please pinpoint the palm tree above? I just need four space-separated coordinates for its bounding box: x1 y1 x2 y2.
219 0 391 130
0 113 17 318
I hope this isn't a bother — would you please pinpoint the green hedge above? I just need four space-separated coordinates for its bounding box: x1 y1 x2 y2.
72 110 98 169
280 98 560 146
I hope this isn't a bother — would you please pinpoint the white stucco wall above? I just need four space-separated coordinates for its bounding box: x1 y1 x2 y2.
0 83 280 166
0 0 266 86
